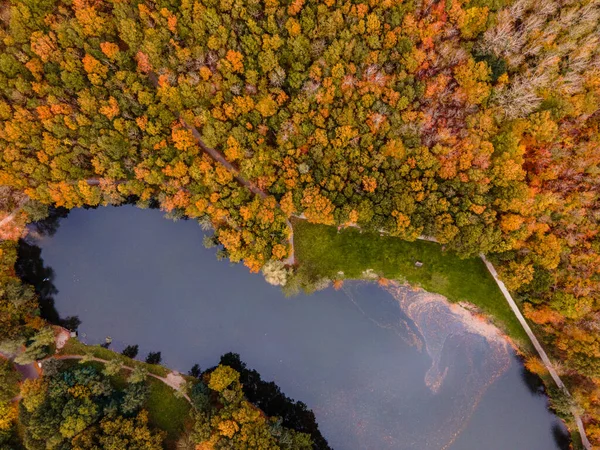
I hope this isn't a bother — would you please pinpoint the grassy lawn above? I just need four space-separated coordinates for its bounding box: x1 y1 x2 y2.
293 219 530 348
146 377 191 445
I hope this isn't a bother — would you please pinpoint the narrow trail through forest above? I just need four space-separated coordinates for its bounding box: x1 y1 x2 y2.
147 72 267 200
0 197 29 230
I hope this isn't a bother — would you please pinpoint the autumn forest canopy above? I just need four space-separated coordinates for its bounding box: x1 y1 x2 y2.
0 0 599 445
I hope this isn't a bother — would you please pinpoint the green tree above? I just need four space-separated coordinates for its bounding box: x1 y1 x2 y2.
121 344 139 359
128 366 148 384
102 359 122 377
121 382 148 415
208 365 240 392
0 359 21 403
72 410 164 450
14 327 55 364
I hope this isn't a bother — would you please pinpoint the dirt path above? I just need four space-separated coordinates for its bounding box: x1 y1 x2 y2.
3 328 191 405
4 327 191 404
147 72 267 200
0 197 28 232
84 178 127 186
13 361 41 380
52 354 192 404
0 352 41 382
180 118 267 199
283 219 295 265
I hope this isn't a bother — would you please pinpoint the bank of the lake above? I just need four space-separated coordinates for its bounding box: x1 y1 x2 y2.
31 206 569 450
293 218 529 348
292 218 589 447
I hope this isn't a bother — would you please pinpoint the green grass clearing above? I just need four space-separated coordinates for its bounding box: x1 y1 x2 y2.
145 377 191 445
293 219 530 348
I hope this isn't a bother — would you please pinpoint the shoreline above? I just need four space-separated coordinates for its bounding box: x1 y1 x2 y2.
53 278 572 449
10 207 582 448
349 278 579 448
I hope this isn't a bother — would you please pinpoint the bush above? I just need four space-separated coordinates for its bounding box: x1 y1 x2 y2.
128 366 148 384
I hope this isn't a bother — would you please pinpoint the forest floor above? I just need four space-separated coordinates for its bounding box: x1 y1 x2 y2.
292 218 530 348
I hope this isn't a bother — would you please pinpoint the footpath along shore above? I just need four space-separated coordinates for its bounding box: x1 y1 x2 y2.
3 328 192 405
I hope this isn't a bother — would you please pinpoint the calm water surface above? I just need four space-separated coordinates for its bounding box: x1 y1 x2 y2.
34 206 567 450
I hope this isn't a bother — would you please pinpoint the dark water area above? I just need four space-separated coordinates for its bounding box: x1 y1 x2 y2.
28 206 569 450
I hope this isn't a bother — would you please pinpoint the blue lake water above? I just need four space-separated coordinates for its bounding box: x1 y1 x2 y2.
34 205 568 450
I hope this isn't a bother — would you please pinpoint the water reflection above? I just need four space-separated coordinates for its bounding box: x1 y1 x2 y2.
28 206 69 238
519 360 547 396
16 240 59 323
380 286 513 449
552 423 572 450
216 352 330 449
16 239 80 332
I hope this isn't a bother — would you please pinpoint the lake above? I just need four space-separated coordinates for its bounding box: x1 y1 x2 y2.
30 205 568 450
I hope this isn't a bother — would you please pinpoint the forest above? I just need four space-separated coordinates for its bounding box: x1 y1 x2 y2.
0 0 598 445
0 339 317 449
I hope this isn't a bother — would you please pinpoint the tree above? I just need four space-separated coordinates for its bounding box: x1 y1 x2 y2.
128 366 148 384
0 400 18 433
19 365 165 449
73 410 164 449
102 359 122 377
208 365 240 393
454 58 491 105
122 345 139 359
218 353 326 448
14 327 55 364
194 362 314 448
145 351 162 365
40 359 64 377
19 367 113 447
261 260 289 286
188 364 202 378
0 360 21 403
121 382 148 415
